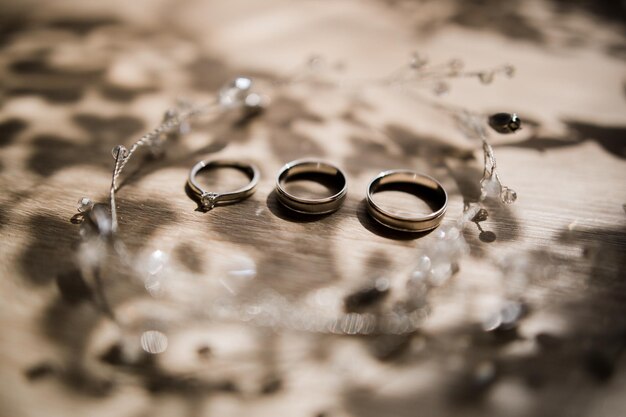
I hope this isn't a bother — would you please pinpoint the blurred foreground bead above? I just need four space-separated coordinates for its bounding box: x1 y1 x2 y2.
489 112 521 134
219 77 253 108
77 197 94 213
243 92 270 116
482 300 526 332
140 330 168 354
87 204 113 237
481 176 501 199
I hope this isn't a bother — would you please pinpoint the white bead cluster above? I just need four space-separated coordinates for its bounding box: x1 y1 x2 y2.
403 224 469 312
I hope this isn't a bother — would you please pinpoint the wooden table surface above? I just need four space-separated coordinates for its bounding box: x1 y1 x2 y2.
1 1 625 416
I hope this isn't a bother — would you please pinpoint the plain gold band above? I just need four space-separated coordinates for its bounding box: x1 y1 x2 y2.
366 170 447 232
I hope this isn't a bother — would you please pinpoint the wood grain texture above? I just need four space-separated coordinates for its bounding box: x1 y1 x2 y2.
1 1 625 416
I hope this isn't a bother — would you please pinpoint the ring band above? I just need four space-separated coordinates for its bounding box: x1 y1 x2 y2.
188 159 260 209
366 170 447 232
276 159 348 214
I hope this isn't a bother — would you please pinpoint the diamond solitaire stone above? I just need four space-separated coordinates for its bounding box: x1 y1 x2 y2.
201 192 218 210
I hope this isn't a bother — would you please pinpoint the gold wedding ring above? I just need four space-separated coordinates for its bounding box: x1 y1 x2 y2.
276 159 348 214
366 170 447 232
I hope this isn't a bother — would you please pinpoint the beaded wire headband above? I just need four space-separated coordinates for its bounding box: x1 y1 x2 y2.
72 53 521 338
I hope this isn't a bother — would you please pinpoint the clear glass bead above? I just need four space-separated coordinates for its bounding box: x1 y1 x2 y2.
481 176 501 199
416 255 432 271
500 301 523 325
140 330 168 354
501 187 517 204
503 65 516 77
77 197 94 213
111 145 128 160
482 311 502 332
219 77 252 108
147 249 168 275
220 254 257 295
429 262 452 286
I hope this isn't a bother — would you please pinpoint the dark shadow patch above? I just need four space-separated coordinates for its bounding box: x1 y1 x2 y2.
99 83 158 102
0 118 28 147
7 57 104 103
501 120 626 159
268 129 326 162
47 17 120 35
566 120 626 158
73 113 145 141
19 215 76 285
0 13 28 48
28 114 144 177
343 136 412 176
174 242 204 273
56 269 93 304
24 362 57 381
550 0 626 26
28 134 108 176
385 123 474 161
186 56 232 92
114 198 178 253
449 1 545 43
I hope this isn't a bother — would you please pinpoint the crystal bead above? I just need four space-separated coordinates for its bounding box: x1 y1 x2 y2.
374 277 390 291
481 311 502 332
489 112 521 134
244 93 269 115
219 77 252 108
481 176 501 199
111 145 128 160
440 225 460 241
147 249 168 275
429 262 452 286
416 255 432 271
88 204 112 236
140 330 168 354
144 275 163 297
500 301 523 326
409 269 427 284
478 71 494 84
220 254 257 295
77 197 94 213
500 187 517 204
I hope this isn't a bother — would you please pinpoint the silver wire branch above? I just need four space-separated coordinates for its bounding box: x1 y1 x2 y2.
109 101 217 233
